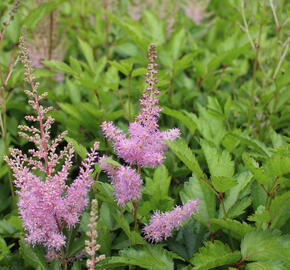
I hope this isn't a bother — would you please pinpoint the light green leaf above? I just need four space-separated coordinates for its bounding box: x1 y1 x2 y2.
163 107 197 134
211 218 254 240
226 196 252 218
223 172 253 217
132 68 147 77
42 60 74 74
180 176 216 226
232 134 270 157
265 154 290 177
100 157 122 167
95 246 176 270
167 139 204 178
109 61 130 76
246 261 288 270
191 241 241 270
0 237 11 261
242 153 270 185
241 231 290 263
65 137 87 159
113 214 145 245
169 28 186 61
211 176 237 193
144 11 165 44
144 165 171 198
201 140 234 178
269 191 290 229
78 38 95 71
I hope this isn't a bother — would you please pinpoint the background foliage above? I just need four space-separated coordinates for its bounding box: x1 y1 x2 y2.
0 0 290 269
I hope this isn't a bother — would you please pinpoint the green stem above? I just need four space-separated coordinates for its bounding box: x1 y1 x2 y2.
128 74 132 121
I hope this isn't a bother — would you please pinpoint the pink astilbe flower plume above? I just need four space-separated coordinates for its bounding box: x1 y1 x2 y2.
143 200 199 242
99 157 142 207
5 36 99 250
101 44 179 168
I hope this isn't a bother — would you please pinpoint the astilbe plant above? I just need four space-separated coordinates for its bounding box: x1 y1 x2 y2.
101 44 179 205
101 44 198 241
5 36 99 251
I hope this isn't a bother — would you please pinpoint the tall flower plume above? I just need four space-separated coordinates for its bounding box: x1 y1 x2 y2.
101 44 180 168
5 36 98 250
143 200 199 242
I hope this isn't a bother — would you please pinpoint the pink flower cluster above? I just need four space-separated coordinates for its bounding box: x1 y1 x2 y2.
99 157 143 207
102 44 179 168
143 200 199 242
101 44 179 207
6 147 98 250
5 37 98 250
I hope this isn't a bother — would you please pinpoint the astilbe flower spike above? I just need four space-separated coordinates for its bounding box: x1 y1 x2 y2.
143 200 199 242
5 36 99 250
85 199 105 270
99 156 143 207
101 44 180 168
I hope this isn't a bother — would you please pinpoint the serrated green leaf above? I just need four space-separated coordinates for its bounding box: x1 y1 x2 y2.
167 139 204 178
180 176 216 226
78 38 95 71
226 196 252 218
169 28 186 61
201 140 234 178
248 206 270 229
19 240 48 270
269 191 290 229
222 172 253 217
211 218 254 240
246 260 288 270
144 11 165 44
242 153 270 185
113 214 145 245
0 237 10 261
42 60 74 74
191 103 226 146
162 107 197 134
232 134 270 157
211 176 237 193
265 154 290 177
191 241 241 270
95 246 175 270
109 61 130 76
132 67 147 77
241 231 290 263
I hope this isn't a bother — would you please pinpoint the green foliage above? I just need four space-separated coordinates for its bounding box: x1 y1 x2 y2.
167 139 204 178
95 246 176 270
190 240 241 270
211 218 254 240
241 231 290 265
1 0 290 268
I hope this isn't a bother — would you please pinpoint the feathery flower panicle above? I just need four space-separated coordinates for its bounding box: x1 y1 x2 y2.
85 199 105 270
143 200 199 242
5 36 99 250
101 44 179 168
99 157 143 207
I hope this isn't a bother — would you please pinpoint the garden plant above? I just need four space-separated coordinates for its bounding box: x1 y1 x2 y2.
0 0 290 269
